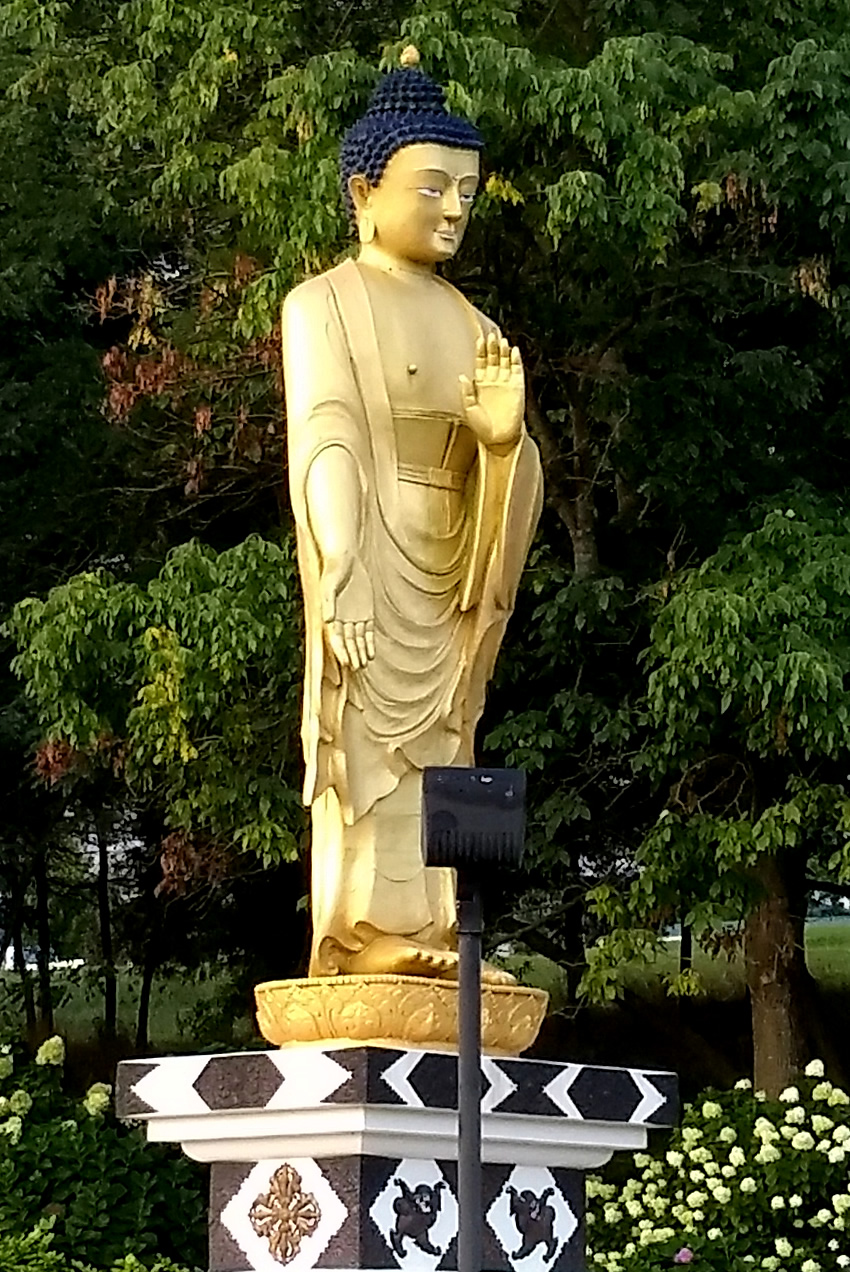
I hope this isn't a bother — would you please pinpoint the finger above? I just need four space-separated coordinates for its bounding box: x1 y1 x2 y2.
343 622 361 670
365 622 376 660
511 345 523 376
500 337 512 380
487 331 500 375
475 336 487 375
459 373 477 405
329 621 349 667
354 621 369 667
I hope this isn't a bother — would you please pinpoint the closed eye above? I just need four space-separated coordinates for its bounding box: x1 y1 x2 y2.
418 186 442 198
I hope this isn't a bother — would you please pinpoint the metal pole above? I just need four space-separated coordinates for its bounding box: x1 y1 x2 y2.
457 872 482 1272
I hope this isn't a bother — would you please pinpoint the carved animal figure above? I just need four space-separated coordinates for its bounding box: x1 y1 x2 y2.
507 1185 557 1261
390 1178 446 1257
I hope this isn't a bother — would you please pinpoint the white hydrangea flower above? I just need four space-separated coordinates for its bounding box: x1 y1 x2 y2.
830 1240 840 1252
707 1228 722 1239
780 1125 797 1140
833 1124 850 1143
784 1105 806 1124
833 1194 850 1215
791 1131 815 1150
0 1115 22 1144
82 1082 111 1117
721 1165 737 1178
729 1146 746 1166
633 1153 651 1168
8 1090 32 1116
702 1101 722 1119
682 1127 703 1143
754 1117 779 1141
666 1150 684 1167
603 1206 622 1224
800 1261 821 1272
812 1082 833 1100
689 1170 705 1183
816 1139 832 1153
0 1056 13 1081
713 1186 732 1205
688 1146 712 1163
761 1258 780 1271
779 1086 800 1102
625 1199 642 1218
805 1059 826 1078
734 1078 752 1090
704 1161 719 1175
755 1144 781 1164
816 1208 832 1224
718 1126 737 1143
837 1257 850 1269
828 1088 850 1106
789 1195 803 1207
686 1191 707 1207
740 1177 757 1194
774 1237 792 1257
771 1196 785 1210
811 1114 834 1135
34 1036 65 1067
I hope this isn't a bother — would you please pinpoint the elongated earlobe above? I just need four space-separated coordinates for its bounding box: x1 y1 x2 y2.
358 211 375 244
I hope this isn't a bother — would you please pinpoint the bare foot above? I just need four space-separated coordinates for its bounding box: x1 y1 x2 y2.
341 936 516 985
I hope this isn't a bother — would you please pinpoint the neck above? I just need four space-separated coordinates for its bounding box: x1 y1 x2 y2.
358 243 436 278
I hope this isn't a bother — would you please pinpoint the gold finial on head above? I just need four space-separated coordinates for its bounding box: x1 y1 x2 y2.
399 45 420 69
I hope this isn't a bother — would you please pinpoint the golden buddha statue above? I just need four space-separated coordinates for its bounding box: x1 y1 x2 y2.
281 49 542 986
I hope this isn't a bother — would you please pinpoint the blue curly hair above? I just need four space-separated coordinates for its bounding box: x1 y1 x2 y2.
340 63 483 225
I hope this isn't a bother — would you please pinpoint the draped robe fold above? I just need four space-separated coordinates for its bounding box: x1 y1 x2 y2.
282 259 542 976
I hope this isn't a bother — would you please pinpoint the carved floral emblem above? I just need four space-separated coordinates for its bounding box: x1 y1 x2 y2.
249 1163 321 1264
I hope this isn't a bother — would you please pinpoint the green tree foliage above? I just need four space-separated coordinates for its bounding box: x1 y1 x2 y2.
9 537 303 862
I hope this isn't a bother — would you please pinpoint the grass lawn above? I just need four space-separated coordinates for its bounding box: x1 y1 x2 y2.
513 918 850 1008
1 963 257 1054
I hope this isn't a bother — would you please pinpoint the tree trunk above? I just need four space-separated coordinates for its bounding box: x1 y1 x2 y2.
95 815 117 1043
745 852 808 1096
11 920 36 1032
33 847 53 1033
568 392 600 580
135 924 161 1055
680 911 693 974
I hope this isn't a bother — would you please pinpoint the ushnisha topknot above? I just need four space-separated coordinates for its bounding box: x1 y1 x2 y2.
340 46 483 224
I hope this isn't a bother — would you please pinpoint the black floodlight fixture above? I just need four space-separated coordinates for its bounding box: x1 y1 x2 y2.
422 766 527 1272
421 767 526 870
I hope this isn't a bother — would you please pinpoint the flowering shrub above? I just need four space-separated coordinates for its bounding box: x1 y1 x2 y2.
0 1038 205 1269
587 1060 850 1271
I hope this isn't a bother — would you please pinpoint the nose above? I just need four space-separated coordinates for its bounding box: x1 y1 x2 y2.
442 184 462 222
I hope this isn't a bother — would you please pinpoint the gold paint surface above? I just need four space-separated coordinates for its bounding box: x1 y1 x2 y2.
254 974 548 1056
249 1163 321 1264
282 127 543 985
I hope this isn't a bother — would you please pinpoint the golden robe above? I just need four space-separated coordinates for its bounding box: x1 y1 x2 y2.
282 259 542 975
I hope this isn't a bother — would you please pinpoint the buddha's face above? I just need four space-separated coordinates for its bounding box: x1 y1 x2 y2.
350 143 480 265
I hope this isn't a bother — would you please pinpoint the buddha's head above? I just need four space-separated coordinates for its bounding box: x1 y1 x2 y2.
340 48 483 266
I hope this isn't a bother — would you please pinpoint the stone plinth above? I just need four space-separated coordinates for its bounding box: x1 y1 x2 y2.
116 1046 677 1272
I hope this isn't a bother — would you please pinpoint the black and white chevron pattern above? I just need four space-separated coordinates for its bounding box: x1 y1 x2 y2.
117 1047 677 1128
